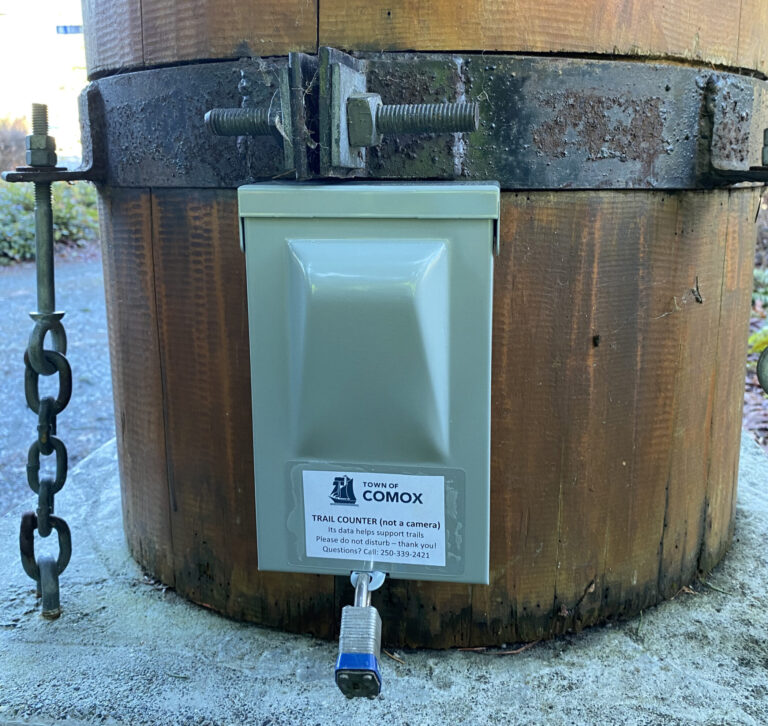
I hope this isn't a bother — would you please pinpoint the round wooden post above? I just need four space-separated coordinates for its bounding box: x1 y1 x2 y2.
87 1 763 646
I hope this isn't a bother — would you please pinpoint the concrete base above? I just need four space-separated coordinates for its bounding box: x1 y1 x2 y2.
1 436 767 726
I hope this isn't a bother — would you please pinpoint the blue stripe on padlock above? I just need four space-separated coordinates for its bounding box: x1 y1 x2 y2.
335 653 381 675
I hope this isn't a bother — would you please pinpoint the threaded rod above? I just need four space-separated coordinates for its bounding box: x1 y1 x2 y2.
204 107 278 136
376 102 479 135
34 183 55 313
32 103 48 136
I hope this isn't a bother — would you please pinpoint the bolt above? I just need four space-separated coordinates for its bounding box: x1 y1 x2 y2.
204 107 280 137
347 94 383 147
26 103 58 168
347 95 480 148
376 102 479 136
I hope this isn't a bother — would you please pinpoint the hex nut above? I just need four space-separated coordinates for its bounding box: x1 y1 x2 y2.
26 148 58 167
25 134 56 151
347 93 383 148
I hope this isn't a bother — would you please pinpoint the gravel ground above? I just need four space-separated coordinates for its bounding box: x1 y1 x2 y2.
0 245 114 515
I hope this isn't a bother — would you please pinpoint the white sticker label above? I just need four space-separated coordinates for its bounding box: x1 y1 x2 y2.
302 470 446 567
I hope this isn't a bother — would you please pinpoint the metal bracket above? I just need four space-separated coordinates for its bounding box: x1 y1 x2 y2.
2 85 105 185
205 52 319 180
207 47 479 180
706 75 768 185
205 66 293 173
319 47 368 174
318 47 479 176
287 52 320 180
319 47 367 176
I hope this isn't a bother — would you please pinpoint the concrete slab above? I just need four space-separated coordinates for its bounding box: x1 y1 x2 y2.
1 435 767 726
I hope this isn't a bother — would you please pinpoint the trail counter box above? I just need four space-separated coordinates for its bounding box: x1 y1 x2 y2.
239 182 499 584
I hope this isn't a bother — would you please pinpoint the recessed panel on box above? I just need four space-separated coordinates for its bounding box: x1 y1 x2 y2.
239 182 499 584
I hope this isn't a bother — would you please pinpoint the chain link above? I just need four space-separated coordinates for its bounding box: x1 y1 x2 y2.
36 479 54 537
24 349 72 415
20 319 73 618
27 438 68 495
28 315 67 373
19 512 72 585
35 396 56 455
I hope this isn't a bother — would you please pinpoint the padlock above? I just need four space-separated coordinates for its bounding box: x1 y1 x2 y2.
335 572 383 698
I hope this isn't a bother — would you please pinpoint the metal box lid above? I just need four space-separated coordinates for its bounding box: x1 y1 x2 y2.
240 182 498 584
238 182 500 219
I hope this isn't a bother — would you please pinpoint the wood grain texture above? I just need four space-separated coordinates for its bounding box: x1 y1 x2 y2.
148 189 336 636
737 0 768 75
654 195 728 598
319 0 756 71
98 188 175 585
141 0 317 66
84 0 767 78
83 0 317 78
82 0 144 79
107 187 754 647
476 191 735 643
700 188 759 572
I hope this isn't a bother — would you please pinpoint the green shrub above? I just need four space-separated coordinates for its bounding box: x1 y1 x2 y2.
755 267 768 306
0 181 99 264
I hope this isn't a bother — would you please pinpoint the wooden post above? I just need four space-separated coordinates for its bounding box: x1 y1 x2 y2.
89 1 761 647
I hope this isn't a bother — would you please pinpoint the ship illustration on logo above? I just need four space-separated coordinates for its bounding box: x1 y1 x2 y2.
329 475 357 505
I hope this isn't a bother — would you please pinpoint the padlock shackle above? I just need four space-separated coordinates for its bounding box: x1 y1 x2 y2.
353 571 371 608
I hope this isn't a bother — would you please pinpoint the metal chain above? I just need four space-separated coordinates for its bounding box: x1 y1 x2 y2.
14 104 73 620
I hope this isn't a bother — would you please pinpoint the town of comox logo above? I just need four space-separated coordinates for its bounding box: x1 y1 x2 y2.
329 475 357 505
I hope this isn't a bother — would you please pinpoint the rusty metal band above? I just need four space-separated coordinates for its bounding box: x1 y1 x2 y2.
72 54 767 190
